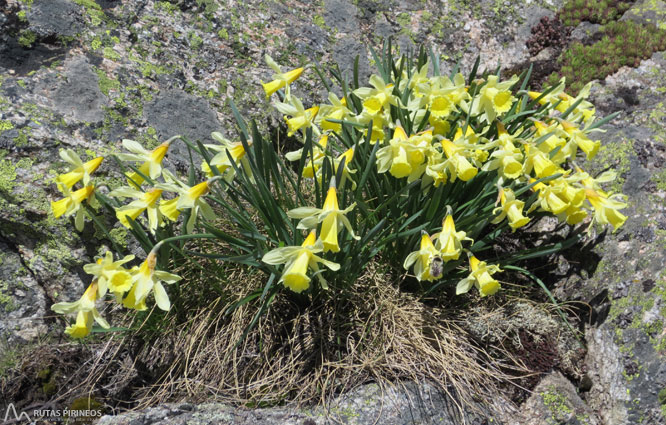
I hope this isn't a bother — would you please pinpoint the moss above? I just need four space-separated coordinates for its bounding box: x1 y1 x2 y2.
188 32 204 50
90 36 102 50
108 227 129 249
0 281 17 313
0 120 14 132
95 69 120 96
103 46 121 61
0 157 17 193
541 387 573 420
18 30 37 48
17 10 27 22
217 28 229 40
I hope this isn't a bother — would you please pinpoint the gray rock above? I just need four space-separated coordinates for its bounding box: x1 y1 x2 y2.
324 0 360 34
620 0 666 28
331 36 370 83
26 0 85 39
511 372 600 425
143 89 223 164
97 381 489 424
0 242 48 345
570 22 603 43
53 56 107 124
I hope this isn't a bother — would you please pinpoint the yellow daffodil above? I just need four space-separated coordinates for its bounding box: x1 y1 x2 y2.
201 132 251 180
262 230 340 293
376 126 431 181
262 54 304 99
456 255 502 296
51 280 109 338
55 149 104 190
432 214 472 261
274 96 320 137
558 119 601 160
83 251 135 297
353 74 398 116
117 136 179 187
123 251 181 311
286 178 358 253
482 122 524 179
51 184 96 231
285 134 329 178
492 187 530 231
438 137 478 181
110 186 164 234
317 93 350 133
523 144 561 179
471 75 518 123
157 171 217 233
403 232 441 282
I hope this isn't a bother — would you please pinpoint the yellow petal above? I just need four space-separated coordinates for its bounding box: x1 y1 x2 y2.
282 250 311 293
51 197 72 218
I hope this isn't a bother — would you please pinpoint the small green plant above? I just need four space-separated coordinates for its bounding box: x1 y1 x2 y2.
558 0 635 27
547 20 666 94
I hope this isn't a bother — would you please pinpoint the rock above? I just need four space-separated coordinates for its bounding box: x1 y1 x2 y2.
97 382 486 425
512 372 600 425
323 0 359 34
26 0 85 39
143 89 223 165
53 56 108 124
570 22 603 43
0 241 48 345
621 0 666 30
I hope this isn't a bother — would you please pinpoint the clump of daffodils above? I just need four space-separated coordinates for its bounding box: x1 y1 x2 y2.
48 47 628 338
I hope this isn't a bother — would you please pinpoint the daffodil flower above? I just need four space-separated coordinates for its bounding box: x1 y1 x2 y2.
201 132 252 180
157 171 217 233
116 136 179 187
456 255 502 296
285 134 329 178
83 251 135 297
110 187 164 234
262 54 304 99
376 126 431 181
354 74 399 116
262 230 340 293
528 78 596 123
317 93 350 133
471 75 518 123
403 231 441 282
51 184 96 231
55 149 104 190
482 123 524 179
286 178 358 253
52 280 109 338
492 187 530 231
558 119 601 160
432 214 472 261
274 96 320 137
122 251 181 311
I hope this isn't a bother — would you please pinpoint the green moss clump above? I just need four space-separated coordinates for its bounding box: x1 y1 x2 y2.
0 120 14 132
558 0 636 27
546 20 666 94
0 157 17 193
18 30 37 48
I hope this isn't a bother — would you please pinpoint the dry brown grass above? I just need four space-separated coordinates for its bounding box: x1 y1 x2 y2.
3 257 575 421
107 261 530 419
